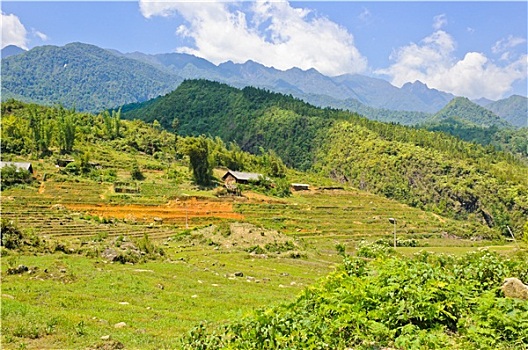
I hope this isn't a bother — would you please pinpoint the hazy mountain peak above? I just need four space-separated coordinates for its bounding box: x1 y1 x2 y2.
1 42 522 125
485 95 528 127
1 45 27 58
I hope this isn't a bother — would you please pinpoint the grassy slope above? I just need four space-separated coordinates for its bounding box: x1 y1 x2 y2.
1 100 525 349
121 80 528 237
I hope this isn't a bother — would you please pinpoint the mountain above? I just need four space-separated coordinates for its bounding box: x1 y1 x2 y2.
3 42 524 127
1 45 26 58
1 42 182 111
400 81 454 112
1 42 460 114
472 97 495 106
485 95 528 128
429 97 511 128
301 94 431 125
121 79 527 235
134 51 453 113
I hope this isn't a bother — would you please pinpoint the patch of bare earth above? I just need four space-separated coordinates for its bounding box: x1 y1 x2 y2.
193 222 293 250
65 197 244 224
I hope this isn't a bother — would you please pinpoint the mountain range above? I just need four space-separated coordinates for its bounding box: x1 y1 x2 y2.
1 42 526 127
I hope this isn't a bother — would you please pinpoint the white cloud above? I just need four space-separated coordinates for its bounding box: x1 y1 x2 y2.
376 29 527 100
1 12 28 49
34 30 49 42
492 35 526 55
138 0 368 76
432 14 447 31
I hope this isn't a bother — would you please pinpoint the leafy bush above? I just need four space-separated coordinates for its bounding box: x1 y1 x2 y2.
1 219 23 249
356 240 394 258
181 249 528 349
0 165 33 188
130 162 145 180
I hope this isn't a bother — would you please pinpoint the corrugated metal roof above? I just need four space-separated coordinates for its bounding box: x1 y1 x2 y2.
222 170 263 181
0 161 33 172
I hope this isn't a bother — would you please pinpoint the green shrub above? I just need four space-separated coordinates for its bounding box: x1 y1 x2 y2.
130 163 145 180
1 219 23 249
181 250 528 349
0 165 33 188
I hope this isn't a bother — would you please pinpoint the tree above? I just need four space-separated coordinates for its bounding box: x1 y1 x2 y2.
172 117 180 156
130 162 145 181
56 106 76 153
180 136 213 186
102 108 121 139
28 105 53 156
260 148 287 178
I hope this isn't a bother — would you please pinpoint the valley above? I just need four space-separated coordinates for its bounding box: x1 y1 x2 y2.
1 84 527 349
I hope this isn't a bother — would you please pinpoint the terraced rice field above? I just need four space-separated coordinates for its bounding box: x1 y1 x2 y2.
237 189 449 239
2 180 454 248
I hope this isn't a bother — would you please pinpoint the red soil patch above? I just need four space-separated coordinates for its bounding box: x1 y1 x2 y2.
65 197 244 224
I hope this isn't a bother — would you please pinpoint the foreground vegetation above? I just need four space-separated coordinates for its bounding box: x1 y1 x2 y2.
183 246 528 349
2 98 527 349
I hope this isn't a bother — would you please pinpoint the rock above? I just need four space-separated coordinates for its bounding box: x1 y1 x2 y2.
234 271 244 277
7 265 29 275
102 248 118 262
114 322 127 329
101 335 111 341
502 277 528 300
51 204 66 210
118 302 129 305
120 242 138 251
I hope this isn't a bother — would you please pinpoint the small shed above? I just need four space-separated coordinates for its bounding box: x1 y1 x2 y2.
0 161 34 174
222 170 263 185
291 183 310 191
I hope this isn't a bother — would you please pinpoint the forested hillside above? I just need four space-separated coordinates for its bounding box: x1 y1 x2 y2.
422 117 528 157
6 42 523 123
122 80 528 238
1 43 181 111
431 97 511 128
485 95 528 128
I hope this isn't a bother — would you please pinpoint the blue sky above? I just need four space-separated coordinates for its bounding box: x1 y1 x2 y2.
1 1 527 100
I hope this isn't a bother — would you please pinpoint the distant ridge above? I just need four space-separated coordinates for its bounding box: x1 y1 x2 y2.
1 42 523 127
430 97 511 128
485 95 528 128
1 45 26 58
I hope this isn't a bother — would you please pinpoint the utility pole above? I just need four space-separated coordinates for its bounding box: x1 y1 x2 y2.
389 218 397 248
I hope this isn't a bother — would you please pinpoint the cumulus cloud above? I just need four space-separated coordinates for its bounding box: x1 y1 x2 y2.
138 0 367 76
1 12 28 49
376 29 527 100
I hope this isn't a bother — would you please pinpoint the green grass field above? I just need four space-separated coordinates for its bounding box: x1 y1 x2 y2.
1 167 522 349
